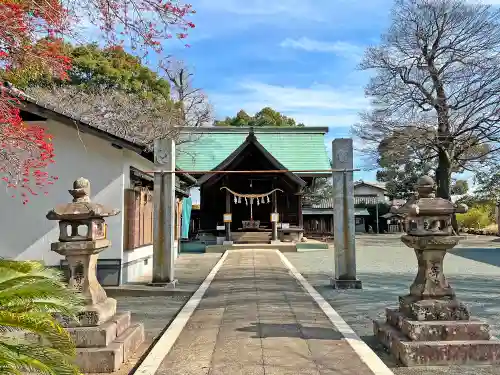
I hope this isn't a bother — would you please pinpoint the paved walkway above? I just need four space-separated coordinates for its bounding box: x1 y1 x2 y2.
153 250 379 375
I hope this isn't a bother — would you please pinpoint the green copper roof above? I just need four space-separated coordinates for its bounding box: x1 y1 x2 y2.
176 127 331 173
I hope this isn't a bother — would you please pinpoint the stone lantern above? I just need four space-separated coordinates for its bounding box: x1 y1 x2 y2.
47 178 144 373
374 176 500 366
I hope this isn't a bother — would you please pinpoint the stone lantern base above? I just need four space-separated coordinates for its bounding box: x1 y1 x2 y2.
51 240 144 373
374 297 500 366
66 311 144 373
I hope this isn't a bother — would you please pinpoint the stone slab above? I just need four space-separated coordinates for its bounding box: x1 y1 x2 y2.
386 308 491 341
75 342 124 373
78 297 118 326
74 322 144 373
399 295 470 321
205 243 298 252
114 311 132 337
67 312 130 347
148 279 178 288
114 323 145 363
374 320 500 366
330 277 362 289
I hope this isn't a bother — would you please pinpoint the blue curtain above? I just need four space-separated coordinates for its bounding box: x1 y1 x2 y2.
181 197 192 239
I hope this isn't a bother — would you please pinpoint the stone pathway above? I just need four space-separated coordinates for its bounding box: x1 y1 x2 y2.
154 250 379 375
87 253 222 375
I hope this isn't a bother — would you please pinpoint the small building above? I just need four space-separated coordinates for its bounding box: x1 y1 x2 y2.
176 126 331 246
0 90 195 286
302 198 371 235
302 181 389 236
353 181 388 203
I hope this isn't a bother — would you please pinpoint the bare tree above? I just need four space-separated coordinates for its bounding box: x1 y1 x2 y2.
163 60 213 128
355 0 500 200
25 86 183 150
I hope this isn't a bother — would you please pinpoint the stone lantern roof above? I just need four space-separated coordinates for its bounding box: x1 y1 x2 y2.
391 175 467 237
46 177 119 221
391 175 467 217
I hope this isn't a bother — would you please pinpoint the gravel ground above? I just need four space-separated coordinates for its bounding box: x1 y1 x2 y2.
285 234 500 375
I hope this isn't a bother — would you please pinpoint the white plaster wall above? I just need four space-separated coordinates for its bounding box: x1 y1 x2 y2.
122 245 153 283
0 120 125 266
122 241 179 284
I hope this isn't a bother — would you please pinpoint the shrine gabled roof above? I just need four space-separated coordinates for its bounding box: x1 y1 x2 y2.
196 131 306 187
176 127 331 176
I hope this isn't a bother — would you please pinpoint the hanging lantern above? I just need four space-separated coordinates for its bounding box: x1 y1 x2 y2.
266 195 270 204
261 197 265 204
245 197 248 205
257 198 260 206
238 196 241 203
234 196 238 204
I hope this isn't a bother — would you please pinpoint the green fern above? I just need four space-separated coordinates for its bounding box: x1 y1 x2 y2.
0 259 84 374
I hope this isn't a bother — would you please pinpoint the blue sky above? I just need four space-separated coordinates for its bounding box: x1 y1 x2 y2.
154 0 499 183
153 0 396 181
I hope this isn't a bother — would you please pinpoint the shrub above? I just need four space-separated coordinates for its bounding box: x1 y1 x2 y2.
457 206 492 229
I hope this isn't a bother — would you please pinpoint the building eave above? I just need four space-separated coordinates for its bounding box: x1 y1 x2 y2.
178 126 330 134
5 85 197 184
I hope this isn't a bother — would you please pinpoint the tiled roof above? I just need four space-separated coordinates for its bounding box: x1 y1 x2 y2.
176 127 331 173
309 196 382 209
354 181 387 191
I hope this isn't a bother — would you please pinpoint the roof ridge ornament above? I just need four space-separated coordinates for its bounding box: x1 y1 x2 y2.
247 126 256 140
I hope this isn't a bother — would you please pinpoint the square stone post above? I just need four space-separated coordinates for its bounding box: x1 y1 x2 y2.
151 138 177 286
496 201 500 236
331 138 361 289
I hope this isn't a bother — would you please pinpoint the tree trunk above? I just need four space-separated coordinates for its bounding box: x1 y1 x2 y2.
435 149 451 200
436 149 458 234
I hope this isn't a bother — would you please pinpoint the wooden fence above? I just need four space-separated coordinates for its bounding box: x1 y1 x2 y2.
124 188 153 250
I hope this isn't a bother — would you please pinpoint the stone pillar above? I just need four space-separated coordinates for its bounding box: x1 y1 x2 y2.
331 138 361 289
47 178 144 373
496 201 500 236
152 138 177 286
374 176 500 367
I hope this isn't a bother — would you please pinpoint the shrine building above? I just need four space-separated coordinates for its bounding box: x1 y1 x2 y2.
176 126 331 249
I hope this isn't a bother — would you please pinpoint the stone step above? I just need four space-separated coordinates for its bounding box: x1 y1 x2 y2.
75 323 145 373
67 312 131 348
374 320 500 366
386 308 491 341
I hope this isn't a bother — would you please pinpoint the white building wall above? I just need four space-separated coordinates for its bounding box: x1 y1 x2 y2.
0 119 126 267
353 185 387 201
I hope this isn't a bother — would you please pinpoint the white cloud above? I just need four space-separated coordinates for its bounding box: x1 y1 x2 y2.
193 0 393 31
211 81 369 127
280 37 363 59
194 0 323 19
469 0 500 3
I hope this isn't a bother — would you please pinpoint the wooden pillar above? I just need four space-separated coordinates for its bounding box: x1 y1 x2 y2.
297 193 304 228
272 189 278 241
225 184 232 242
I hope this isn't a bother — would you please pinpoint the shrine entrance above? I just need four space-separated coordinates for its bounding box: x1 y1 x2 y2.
220 185 283 231
197 130 306 243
